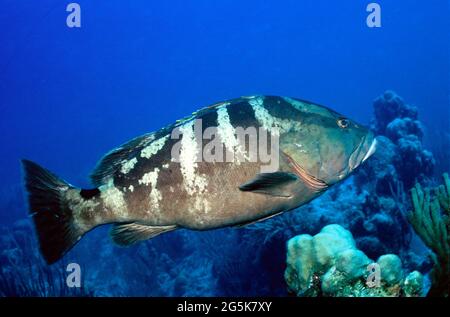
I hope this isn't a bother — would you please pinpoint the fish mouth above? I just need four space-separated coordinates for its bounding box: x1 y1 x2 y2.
348 134 377 171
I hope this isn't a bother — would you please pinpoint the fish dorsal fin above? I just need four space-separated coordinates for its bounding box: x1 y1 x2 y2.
89 99 242 187
176 100 232 124
238 172 298 197
110 223 177 246
90 133 156 186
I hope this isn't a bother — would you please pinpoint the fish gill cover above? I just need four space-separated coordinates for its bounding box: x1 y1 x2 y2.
0 0 449 299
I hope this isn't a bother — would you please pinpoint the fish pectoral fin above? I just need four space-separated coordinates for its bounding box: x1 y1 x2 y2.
238 172 298 197
110 223 177 246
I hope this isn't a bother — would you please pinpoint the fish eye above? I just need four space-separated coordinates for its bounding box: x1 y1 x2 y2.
337 118 349 129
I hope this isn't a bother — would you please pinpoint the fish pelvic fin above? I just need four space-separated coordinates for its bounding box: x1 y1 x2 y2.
22 160 94 264
110 223 177 246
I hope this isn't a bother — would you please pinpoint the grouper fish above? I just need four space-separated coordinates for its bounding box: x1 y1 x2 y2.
22 96 377 264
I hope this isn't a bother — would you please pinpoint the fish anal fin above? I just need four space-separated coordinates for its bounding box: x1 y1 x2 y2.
110 223 177 246
238 172 298 197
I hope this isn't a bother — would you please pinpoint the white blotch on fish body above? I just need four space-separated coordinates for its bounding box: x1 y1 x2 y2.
179 120 208 196
120 157 138 174
137 132 156 147
194 196 211 215
66 189 99 214
66 188 100 231
295 143 308 153
100 179 128 218
162 163 169 169
138 168 162 211
249 96 302 135
140 135 169 159
128 185 134 192
216 104 247 164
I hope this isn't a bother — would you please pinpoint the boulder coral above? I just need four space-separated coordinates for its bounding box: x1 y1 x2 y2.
285 224 424 297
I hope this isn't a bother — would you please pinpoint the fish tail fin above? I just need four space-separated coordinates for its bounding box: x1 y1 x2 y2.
22 159 85 264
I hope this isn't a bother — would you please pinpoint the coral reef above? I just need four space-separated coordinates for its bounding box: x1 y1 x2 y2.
0 221 218 297
0 220 92 296
351 91 438 268
408 173 450 297
370 90 435 189
285 224 424 297
372 91 418 136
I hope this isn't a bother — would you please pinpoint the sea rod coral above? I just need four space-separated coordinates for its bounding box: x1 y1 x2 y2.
408 173 450 297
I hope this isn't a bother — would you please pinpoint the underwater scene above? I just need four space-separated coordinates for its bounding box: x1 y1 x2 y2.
0 1 449 299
